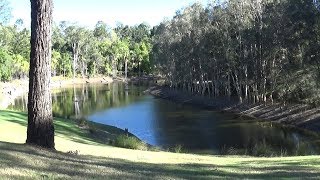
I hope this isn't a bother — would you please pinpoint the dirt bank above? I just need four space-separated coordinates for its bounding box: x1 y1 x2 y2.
0 76 113 109
145 86 320 133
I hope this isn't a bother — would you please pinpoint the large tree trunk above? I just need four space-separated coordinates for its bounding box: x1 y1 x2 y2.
27 0 54 149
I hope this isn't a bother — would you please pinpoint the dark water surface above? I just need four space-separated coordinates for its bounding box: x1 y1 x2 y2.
9 83 320 155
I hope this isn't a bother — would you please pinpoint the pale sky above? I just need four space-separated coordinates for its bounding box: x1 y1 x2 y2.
10 0 208 28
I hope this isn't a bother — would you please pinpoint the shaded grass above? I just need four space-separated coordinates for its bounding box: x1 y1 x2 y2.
1 110 320 179
0 110 140 148
1 141 320 179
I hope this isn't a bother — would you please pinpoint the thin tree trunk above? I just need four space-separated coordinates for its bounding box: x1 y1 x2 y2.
138 61 141 77
244 65 248 101
72 44 79 80
125 59 128 80
27 0 54 149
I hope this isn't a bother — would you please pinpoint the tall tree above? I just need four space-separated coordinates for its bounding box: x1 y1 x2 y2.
65 25 88 79
27 0 54 149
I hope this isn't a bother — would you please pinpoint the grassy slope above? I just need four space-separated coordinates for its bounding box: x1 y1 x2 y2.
0 110 320 179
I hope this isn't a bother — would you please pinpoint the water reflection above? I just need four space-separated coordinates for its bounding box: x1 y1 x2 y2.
9 82 147 119
9 82 320 155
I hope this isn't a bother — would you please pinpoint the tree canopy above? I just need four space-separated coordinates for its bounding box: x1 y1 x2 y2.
153 0 320 106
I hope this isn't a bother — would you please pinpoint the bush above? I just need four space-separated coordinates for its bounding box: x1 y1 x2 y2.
0 49 13 81
149 146 162 152
88 125 97 134
78 118 88 127
252 143 274 157
295 142 312 156
173 144 183 153
114 135 147 150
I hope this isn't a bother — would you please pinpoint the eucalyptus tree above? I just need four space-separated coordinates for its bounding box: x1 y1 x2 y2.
51 50 61 76
131 23 151 43
133 41 150 77
12 54 29 78
78 29 96 77
94 21 110 41
98 30 120 77
65 25 88 79
153 0 320 105
117 38 130 79
27 0 54 149
0 22 30 79
0 48 12 81
0 25 14 49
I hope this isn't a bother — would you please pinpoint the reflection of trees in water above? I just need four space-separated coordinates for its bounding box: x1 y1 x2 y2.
73 85 80 119
52 82 146 118
150 102 206 149
10 94 29 112
8 83 319 155
151 102 316 155
9 82 146 119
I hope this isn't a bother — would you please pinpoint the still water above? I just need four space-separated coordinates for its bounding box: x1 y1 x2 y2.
9 83 320 155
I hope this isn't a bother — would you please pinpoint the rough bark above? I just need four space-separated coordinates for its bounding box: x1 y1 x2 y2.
27 0 54 149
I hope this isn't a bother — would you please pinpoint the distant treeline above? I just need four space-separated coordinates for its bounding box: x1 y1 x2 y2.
0 18 153 80
152 0 320 105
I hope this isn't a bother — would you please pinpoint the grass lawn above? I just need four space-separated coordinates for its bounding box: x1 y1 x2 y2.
0 110 320 179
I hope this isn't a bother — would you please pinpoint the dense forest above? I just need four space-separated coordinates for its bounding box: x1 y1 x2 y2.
153 0 320 106
0 8 153 81
1 0 320 106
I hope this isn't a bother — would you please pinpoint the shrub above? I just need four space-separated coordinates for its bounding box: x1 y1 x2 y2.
88 125 97 134
114 135 147 150
295 142 312 156
149 146 162 152
78 118 88 127
251 140 275 157
173 144 183 153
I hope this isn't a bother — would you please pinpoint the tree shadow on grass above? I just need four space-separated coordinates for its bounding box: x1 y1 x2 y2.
0 110 111 146
1 141 320 179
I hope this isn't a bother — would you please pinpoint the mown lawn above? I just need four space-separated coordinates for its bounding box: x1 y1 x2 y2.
0 110 320 179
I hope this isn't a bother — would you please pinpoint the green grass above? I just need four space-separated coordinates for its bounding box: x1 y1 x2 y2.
1 110 320 179
114 135 148 150
0 110 121 146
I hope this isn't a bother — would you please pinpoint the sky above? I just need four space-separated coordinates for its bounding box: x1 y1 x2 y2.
10 0 208 28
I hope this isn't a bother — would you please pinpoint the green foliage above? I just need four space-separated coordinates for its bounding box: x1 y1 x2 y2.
88 125 97 134
0 49 12 81
52 50 61 75
172 144 183 153
251 141 275 157
114 135 147 150
12 54 29 78
58 53 72 77
78 118 88 127
87 61 96 76
219 140 315 157
295 142 312 156
104 63 112 76
152 0 320 105
0 19 153 80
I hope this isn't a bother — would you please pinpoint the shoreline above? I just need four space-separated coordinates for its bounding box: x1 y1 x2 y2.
0 76 114 109
145 85 320 134
0 76 154 150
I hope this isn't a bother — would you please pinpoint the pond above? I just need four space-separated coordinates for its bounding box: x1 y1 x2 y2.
9 82 320 156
